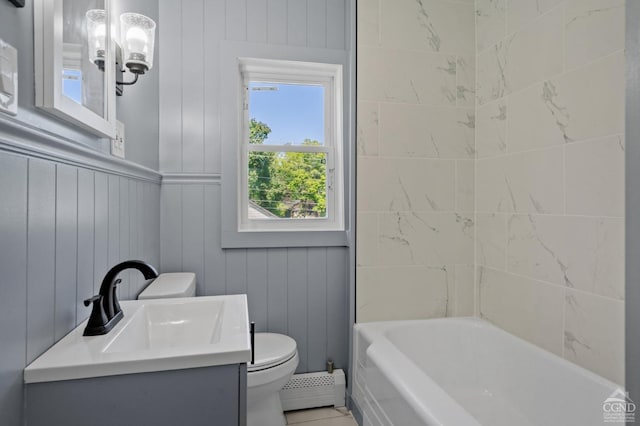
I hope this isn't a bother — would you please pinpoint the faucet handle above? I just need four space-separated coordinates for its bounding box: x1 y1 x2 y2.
83 294 101 307
112 279 123 316
83 294 110 336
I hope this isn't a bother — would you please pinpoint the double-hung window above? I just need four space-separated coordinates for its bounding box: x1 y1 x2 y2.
238 58 344 232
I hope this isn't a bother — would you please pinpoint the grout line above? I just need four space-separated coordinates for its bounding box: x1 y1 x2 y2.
476 48 625 109
480 265 625 303
474 0 479 317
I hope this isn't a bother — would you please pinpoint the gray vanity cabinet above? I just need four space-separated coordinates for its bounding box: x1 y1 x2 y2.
25 364 247 426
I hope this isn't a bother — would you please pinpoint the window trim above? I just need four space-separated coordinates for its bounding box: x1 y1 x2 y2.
238 58 344 232
220 41 350 249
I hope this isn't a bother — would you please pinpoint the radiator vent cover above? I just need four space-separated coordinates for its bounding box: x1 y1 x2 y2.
280 369 346 411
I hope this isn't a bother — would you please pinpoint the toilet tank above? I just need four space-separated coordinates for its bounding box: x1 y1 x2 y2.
137 272 196 300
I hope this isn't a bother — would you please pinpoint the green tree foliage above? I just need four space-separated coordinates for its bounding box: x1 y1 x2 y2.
248 119 327 218
248 119 275 210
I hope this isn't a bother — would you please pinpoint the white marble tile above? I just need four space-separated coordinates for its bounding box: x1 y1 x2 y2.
508 53 625 152
476 99 507 158
506 0 564 34
358 47 457 105
564 289 624 384
591 218 625 301
476 213 507 269
356 213 378 267
505 5 564 94
455 160 475 211
357 266 450 322
507 214 624 300
566 135 625 218
357 158 455 212
379 103 474 159
377 212 474 266
476 0 506 52
358 0 380 47
507 81 565 152
476 148 564 214
476 155 509 212
551 51 624 143
457 55 476 107
565 0 625 70
478 266 564 355
506 147 565 214
453 264 475 316
478 6 563 104
357 101 379 157
477 41 509 105
380 0 475 55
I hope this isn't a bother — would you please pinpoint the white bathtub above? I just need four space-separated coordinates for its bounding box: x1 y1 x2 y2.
352 317 623 426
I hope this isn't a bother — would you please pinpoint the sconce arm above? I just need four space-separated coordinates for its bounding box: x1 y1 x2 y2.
116 73 139 86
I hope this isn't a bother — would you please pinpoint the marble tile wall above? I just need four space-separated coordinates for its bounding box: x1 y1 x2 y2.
356 0 476 322
475 0 625 384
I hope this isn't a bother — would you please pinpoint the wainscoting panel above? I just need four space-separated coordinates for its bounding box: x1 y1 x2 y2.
0 150 161 425
160 183 349 374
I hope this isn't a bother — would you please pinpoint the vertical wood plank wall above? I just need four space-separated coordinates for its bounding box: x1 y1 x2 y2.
0 150 161 425
158 0 350 374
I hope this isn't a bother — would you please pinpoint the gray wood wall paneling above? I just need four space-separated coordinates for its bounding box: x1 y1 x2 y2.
0 150 160 425
26 159 57 364
77 169 95 322
158 0 350 374
226 0 248 41
307 1 327 48
55 165 78 341
267 0 288 45
158 0 183 172
160 183 349 373
0 153 28 426
181 1 206 173
287 0 308 46
182 185 206 295
204 1 226 174
119 177 130 299
247 0 268 43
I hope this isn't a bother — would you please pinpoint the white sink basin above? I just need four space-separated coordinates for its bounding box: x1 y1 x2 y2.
24 295 251 384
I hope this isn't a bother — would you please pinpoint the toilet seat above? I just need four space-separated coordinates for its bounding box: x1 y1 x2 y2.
248 333 297 372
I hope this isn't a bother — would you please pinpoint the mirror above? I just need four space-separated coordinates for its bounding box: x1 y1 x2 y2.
34 0 116 138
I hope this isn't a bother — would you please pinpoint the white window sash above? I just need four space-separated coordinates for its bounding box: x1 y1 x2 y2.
238 58 344 233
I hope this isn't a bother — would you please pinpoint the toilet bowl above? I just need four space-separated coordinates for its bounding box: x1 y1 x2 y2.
138 273 298 426
247 333 299 426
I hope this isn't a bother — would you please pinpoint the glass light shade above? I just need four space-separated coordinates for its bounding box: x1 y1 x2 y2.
120 13 156 74
86 9 107 67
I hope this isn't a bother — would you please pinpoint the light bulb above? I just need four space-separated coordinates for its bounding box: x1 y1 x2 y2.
120 12 155 73
94 23 106 49
86 9 107 66
125 26 148 58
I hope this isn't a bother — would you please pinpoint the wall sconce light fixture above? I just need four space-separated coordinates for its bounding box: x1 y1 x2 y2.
86 10 156 96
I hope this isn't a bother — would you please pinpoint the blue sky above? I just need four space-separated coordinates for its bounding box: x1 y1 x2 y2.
249 82 324 145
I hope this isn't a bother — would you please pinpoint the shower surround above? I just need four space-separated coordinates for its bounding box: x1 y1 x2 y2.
357 0 625 385
356 0 476 322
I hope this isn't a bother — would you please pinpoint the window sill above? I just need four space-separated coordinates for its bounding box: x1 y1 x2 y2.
221 229 348 249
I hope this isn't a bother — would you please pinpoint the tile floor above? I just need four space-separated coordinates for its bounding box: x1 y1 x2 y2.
285 407 358 425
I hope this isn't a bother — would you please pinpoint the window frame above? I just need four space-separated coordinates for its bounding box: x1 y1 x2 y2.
220 42 349 249
238 58 344 232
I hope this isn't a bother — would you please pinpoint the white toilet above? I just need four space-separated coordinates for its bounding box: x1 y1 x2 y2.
247 333 298 426
138 273 299 426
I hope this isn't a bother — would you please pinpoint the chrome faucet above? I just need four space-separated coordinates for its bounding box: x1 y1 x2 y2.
83 260 159 336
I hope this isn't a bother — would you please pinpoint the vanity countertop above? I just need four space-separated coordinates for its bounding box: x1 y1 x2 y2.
24 295 251 383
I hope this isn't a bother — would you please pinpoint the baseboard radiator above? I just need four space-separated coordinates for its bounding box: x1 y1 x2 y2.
280 369 346 411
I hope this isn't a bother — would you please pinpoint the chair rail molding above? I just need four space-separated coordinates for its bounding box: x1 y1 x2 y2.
0 115 161 184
